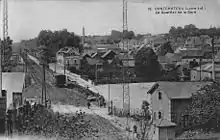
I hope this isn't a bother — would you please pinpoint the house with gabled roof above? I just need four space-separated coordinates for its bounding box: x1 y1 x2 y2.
56 47 82 70
101 50 117 62
191 62 220 81
147 81 211 138
179 49 204 64
185 36 203 48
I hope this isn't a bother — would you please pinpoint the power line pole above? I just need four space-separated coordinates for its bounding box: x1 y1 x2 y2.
108 73 111 114
199 58 202 81
95 63 98 84
41 63 44 105
122 0 130 136
43 63 46 106
0 40 2 97
1 0 8 96
212 36 215 81
64 56 66 75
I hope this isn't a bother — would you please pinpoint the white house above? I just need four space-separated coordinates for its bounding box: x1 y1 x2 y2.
56 47 82 70
146 82 209 140
191 63 220 81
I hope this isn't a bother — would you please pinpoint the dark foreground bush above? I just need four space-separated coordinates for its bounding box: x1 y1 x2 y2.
18 104 96 140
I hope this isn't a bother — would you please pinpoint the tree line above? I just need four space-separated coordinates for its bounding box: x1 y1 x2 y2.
36 29 83 58
169 24 220 38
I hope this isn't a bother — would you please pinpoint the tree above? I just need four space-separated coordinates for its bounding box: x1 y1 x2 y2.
123 30 135 39
132 100 152 140
36 29 83 58
158 41 174 56
189 59 199 69
187 82 220 132
169 26 176 35
135 47 161 81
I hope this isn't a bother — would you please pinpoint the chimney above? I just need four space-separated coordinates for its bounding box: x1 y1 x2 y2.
82 26 85 45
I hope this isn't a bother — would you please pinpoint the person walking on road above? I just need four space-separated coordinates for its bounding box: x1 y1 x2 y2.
6 110 13 137
87 100 91 109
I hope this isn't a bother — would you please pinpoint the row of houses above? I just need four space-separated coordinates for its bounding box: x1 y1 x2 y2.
56 45 135 68
55 45 220 82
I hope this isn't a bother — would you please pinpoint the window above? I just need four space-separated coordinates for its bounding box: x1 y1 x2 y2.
74 60 77 64
2 90 6 97
158 111 162 119
158 92 162 100
153 112 156 120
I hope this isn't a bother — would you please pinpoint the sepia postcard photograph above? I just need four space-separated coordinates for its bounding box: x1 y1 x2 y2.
0 0 219 139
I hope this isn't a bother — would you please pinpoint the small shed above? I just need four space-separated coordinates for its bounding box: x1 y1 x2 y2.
2 72 26 110
152 119 176 140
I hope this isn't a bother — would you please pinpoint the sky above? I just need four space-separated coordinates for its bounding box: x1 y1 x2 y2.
1 0 220 42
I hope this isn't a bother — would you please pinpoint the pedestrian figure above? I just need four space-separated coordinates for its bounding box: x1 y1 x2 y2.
98 97 101 108
87 100 91 109
6 110 13 137
99 96 103 108
103 101 106 108
26 101 31 116
133 125 137 133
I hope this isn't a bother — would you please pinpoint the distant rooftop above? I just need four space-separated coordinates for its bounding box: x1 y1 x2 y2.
193 63 220 72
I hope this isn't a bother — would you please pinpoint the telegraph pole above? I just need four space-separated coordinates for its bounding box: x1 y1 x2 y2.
199 58 202 81
43 63 46 106
0 40 2 97
95 63 98 84
1 0 9 96
108 74 111 114
41 63 44 105
64 57 66 75
212 36 215 81
122 0 130 136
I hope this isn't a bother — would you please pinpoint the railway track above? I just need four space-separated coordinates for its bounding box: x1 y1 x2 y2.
21 52 129 140
21 53 88 106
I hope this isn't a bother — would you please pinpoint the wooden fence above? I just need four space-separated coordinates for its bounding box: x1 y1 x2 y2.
111 106 143 118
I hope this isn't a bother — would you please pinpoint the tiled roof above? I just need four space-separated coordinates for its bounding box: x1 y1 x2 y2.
86 58 103 65
156 82 211 99
193 63 220 72
117 54 134 60
158 53 181 64
165 53 182 61
91 52 105 58
180 49 204 58
214 37 220 44
158 56 168 63
101 50 116 58
215 51 220 60
82 53 91 58
96 44 119 49
153 37 167 44
153 119 176 127
186 36 203 46
122 59 135 67
57 47 80 55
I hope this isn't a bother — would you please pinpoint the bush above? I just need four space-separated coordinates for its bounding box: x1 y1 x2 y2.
18 104 95 139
